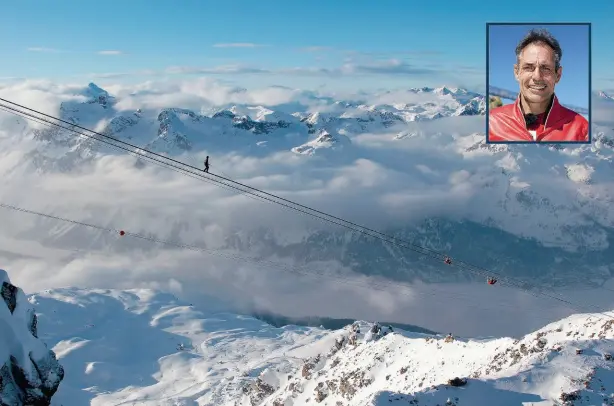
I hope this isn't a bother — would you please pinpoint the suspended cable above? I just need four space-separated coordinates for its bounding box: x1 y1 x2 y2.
0 101 443 261
0 98 587 305
0 98 598 312
0 97 473 260
0 201 554 315
0 104 286 207
0 100 509 274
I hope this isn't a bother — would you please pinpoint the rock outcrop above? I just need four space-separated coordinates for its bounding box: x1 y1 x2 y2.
0 269 64 406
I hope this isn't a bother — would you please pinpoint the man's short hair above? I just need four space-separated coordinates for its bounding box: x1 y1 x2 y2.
515 28 562 69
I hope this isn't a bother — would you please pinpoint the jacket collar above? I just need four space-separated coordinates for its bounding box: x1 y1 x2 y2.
513 93 561 130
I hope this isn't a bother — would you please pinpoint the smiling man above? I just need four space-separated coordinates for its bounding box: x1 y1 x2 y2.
488 28 589 143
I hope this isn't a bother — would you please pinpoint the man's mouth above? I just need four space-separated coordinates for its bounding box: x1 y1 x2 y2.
529 84 547 91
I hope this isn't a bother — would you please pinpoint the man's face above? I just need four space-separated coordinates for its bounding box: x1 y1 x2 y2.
514 42 562 104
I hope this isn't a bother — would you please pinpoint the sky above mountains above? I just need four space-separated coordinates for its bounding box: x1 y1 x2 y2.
1 0 613 92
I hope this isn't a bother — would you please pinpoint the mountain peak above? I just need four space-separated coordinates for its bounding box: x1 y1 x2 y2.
86 82 107 94
599 91 614 101
82 82 114 108
434 86 452 95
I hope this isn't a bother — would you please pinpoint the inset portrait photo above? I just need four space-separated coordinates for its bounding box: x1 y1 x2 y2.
486 23 591 144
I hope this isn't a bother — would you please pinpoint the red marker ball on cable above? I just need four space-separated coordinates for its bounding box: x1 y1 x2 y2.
119 230 125 236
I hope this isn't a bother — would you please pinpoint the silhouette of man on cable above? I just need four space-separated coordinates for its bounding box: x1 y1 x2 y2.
204 156 210 173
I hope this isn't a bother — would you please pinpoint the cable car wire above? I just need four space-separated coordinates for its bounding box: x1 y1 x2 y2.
0 98 585 303
1 200 608 319
0 97 603 315
0 201 551 314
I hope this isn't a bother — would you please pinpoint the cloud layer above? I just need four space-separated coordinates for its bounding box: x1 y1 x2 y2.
97 50 124 55
26 47 64 53
0 78 613 337
82 59 454 81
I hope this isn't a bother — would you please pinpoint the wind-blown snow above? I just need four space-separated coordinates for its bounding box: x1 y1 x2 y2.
24 282 614 406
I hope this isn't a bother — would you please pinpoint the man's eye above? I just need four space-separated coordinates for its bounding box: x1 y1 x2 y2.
522 66 552 73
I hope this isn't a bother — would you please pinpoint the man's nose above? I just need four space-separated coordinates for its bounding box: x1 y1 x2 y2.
531 66 544 80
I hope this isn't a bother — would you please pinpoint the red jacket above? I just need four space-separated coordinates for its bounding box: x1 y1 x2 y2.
488 94 589 142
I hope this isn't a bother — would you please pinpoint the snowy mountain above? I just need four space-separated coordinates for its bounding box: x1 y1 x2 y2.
0 82 613 294
5 83 487 167
9 265 614 406
0 269 64 405
599 91 614 101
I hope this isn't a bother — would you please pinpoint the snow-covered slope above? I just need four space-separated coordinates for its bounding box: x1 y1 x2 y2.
32 282 332 406
0 269 64 405
18 272 614 406
265 317 614 406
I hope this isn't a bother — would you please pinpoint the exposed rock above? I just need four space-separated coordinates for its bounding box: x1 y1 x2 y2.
0 269 64 406
447 377 467 387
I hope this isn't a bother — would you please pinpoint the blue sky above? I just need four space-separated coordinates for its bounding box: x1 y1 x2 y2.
489 24 590 109
1 0 613 92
